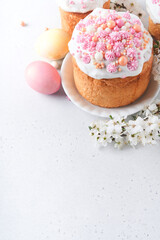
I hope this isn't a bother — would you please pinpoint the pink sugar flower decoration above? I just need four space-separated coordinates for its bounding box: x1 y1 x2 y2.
85 19 95 26
96 18 106 25
82 42 89 50
86 41 96 51
110 32 122 41
82 55 91 64
69 1 75 4
114 26 120 32
116 19 125 28
123 11 131 20
152 0 159 3
97 30 108 38
127 60 138 71
108 39 114 44
82 4 86 9
113 42 124 51
106 63 117 73
119 31 129 40
77 35 85 43
96 42 106 51
87 41 97 51
115 51 121 58
132 19 141 25
135 32 143 38
130 28 136 35
127 48 137 58
105 51 116 61
91 41 97 47
133 37 141 48
106 13 118 21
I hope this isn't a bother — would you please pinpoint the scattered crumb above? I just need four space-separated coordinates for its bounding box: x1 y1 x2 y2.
20 21 26 27
45 27 49 31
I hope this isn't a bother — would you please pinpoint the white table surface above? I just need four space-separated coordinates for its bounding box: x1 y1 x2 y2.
0 0 160 239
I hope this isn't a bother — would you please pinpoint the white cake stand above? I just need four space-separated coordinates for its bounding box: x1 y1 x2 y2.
61 53 160 118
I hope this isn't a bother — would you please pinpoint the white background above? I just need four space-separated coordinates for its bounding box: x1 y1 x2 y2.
0 0 160 239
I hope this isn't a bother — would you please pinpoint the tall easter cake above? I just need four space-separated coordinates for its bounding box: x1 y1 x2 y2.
69 9 153 108
146 0 160 40
59 0 110 36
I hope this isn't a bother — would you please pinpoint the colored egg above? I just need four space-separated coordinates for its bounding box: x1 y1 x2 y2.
35 29 70 60
25 61 61 94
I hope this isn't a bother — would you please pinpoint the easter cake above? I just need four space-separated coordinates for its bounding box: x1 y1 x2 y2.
146 0 160 40
59 0 110 36
69 9 153 108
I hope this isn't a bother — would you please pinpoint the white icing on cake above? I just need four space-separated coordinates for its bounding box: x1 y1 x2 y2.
69 8 153 80
146 0 160 24
58 0 108 13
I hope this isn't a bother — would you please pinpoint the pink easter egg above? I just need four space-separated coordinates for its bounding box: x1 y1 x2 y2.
25 61 61 94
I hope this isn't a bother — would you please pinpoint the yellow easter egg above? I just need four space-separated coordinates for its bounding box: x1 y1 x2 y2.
35 29 70 60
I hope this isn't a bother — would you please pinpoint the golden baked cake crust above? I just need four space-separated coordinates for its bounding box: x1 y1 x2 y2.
59 7 92 36
72 55 153 108
149 17 160 40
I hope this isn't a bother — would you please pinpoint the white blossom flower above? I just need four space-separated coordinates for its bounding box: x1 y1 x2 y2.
89 102 160 149
114 137 125 149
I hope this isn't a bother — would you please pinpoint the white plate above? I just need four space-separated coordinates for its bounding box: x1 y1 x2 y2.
61 53 160 118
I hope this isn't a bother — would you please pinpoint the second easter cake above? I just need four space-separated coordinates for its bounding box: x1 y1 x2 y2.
59 0 110 36
146 0 160 40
